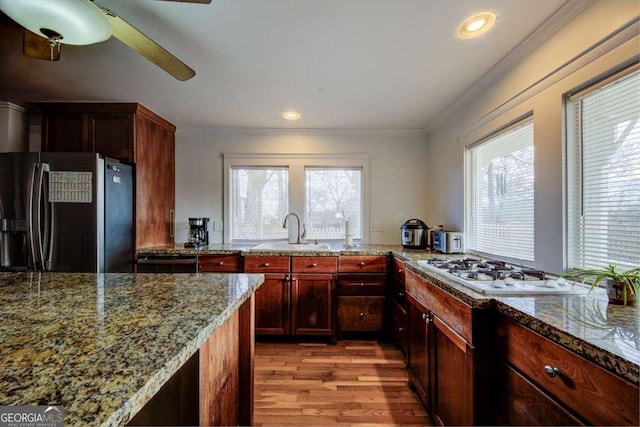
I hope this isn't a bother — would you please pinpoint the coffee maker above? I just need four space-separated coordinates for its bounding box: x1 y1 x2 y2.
184 217 209 248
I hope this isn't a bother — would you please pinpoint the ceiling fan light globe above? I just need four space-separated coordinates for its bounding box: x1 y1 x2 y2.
0 0 112 45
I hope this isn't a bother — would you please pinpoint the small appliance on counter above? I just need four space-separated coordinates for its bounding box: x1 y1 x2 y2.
401 218 430 249
432 230 465 254
184 217 209 248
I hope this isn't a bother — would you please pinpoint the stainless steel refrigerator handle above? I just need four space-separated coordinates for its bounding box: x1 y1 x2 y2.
27 163 38 269
33 163 46 271
41 164 54 270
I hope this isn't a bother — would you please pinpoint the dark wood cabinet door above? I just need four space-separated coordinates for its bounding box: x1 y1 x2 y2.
407 296 430 410
43 114 87 152
391 300 408 356
291 274 335 336
432 315 474 427
495 361 583 426
92 113 134 162
255 274 290 335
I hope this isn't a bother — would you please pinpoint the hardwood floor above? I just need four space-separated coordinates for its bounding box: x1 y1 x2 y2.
254 340 432 426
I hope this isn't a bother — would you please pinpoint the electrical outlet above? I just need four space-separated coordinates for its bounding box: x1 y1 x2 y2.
213 221 223 232
370 222 384 232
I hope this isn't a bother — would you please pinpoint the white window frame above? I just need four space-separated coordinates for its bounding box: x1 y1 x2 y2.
464 115 535 263
223 153 370 244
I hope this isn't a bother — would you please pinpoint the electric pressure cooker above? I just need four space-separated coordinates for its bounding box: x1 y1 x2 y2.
401 219 430 249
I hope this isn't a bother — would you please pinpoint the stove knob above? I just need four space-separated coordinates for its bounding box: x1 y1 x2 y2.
556 278 567 287
504 277 517 286
543 279 559 288
492 279 506 288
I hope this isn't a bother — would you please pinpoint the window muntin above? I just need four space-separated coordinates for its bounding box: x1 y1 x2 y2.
468 121 535 260
567 68 640 270
305 168 362 240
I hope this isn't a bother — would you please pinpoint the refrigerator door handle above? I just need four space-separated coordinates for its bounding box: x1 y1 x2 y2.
27 162 38 270
41 164 53 270
31 163 48 271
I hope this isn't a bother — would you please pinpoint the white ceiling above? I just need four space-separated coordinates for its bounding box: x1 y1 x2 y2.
0 0 578 130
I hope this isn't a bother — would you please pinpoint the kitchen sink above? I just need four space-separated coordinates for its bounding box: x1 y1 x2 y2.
248 242 333 251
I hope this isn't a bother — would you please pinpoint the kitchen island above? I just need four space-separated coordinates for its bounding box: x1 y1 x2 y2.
0 272 264 426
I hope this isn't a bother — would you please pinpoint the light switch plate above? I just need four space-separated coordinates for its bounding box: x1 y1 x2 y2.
370 222 383 232
213 221 223 232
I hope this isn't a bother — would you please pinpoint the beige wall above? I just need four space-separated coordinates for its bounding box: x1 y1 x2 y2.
424 0 639 273
175 128 429 244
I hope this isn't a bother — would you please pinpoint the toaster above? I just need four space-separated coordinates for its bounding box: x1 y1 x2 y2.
431 231 465 254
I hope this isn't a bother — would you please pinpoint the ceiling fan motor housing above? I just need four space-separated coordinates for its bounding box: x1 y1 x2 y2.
0 0 112 45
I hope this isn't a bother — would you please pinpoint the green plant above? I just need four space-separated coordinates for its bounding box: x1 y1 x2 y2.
563 265 640 305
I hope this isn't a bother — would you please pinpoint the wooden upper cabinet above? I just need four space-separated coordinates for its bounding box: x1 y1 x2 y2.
37 103 176 249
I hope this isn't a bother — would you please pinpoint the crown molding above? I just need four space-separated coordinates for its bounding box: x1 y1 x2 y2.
177 126 429 138
0 101 28 113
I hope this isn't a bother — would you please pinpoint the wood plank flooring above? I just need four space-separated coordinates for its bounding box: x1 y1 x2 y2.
254 340 432 426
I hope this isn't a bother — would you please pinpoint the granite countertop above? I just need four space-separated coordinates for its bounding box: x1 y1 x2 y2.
137 243 407 256
0 272 264 426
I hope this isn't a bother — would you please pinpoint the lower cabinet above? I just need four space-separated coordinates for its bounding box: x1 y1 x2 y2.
254 274 290 335
405 269 492 425
495 315 639 426
249 256 337 339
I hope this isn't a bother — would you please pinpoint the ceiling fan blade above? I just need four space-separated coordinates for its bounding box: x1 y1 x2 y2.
23 29 60 61
99 7 196 81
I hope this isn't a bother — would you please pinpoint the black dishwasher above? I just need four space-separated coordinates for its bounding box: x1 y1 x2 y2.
136 254 198 273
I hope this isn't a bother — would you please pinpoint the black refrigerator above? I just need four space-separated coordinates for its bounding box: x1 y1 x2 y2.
0 152 134 272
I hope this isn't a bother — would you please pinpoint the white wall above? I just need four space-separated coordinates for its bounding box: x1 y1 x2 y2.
175 128 430 244
424 0 639 273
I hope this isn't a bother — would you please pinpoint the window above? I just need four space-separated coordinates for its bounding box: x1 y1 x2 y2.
566 67 640 270
467 120 535 260
224 154 369 243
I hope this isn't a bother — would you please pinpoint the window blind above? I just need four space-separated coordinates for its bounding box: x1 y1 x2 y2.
230 167 289 241
305 168 362 240
567 69 640 270
469 121 535 260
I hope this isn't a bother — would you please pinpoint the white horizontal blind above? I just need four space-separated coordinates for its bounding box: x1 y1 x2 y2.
230 167 289 241
470 121 535 260
567 69 640 270
305 168 362 240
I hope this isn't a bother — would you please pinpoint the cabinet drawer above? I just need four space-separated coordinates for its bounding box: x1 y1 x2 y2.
392 257 406 282
406 269 473 343
338 296 385 332
244 256 289 273
338 255 387 273
199 255 243 272
497 317 639 426
291 256 337 273
337 274 386 296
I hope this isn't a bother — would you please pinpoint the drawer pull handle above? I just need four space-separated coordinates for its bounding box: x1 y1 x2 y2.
544 365 560 378
360 283 365 286
359 312 364 319
398 327 404 332
262 262 270 267
311 263 317 267
358 261 366 266
217 261 224 266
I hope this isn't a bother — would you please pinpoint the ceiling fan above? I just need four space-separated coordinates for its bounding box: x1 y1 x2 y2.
0 0 211 81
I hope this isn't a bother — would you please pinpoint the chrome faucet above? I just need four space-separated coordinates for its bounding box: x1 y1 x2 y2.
282 212 306 244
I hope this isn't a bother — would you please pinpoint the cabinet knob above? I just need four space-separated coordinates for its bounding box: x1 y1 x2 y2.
262 262 270 267
421 313 427 320
217 261 224 266
311 263 317 267
358 261 366 266
398 327 404 332
544 365 560 378
398 291 404 297
359 312 365 319
360 282 365 286
398 268 403 274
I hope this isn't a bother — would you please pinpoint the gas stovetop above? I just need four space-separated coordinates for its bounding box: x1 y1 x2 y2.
417 257 587 295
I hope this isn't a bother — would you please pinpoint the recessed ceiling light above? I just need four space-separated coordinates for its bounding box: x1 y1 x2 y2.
457 12 496 39
282 111 301 120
